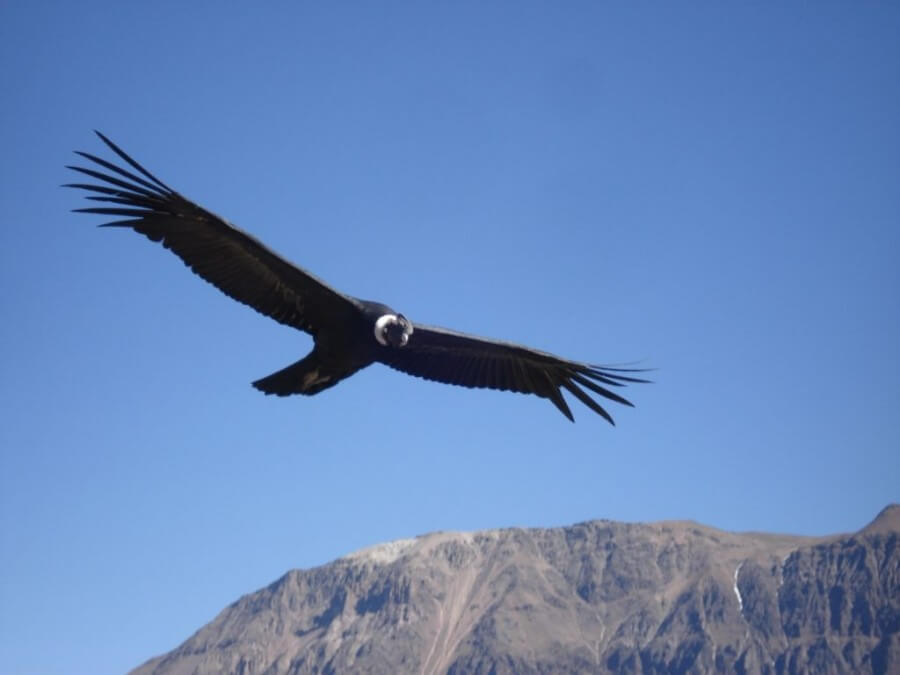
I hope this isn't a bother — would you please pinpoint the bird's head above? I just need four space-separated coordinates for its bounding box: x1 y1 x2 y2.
374 313 413 347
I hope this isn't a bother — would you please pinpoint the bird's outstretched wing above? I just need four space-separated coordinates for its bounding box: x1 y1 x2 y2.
66 131 361 335
377 323 649 423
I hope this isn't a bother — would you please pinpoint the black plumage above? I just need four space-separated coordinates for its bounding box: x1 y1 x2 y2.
67 132 648 422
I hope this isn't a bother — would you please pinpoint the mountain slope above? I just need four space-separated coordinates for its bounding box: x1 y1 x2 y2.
132 506 899 674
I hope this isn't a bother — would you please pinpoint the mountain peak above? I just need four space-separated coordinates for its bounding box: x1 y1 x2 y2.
860 503 900 535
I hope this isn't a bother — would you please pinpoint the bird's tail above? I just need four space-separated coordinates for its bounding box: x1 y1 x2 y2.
252 351 365 396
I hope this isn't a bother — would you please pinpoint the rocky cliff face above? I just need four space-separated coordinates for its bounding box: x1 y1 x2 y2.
132 506 899 674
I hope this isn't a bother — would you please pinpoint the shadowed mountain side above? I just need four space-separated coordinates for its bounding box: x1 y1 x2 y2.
132 506 899 674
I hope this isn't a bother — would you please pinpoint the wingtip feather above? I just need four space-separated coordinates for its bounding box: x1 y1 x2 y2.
561 380 615 425
87 131 173 192
545 386 575 422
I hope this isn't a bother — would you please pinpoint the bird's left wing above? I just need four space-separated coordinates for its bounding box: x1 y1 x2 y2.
377 323 648 423
66 131 362 336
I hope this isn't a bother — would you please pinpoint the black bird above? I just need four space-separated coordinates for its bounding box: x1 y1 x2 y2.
67 132 648 422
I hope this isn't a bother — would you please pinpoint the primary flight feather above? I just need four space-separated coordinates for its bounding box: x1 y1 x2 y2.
67 132 648 422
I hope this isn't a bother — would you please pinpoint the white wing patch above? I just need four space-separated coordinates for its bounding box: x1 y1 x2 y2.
302 368 331 389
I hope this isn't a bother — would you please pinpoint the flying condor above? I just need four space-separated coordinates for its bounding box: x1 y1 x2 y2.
67 132 648 422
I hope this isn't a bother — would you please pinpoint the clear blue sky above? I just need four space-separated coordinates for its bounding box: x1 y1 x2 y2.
1 3 897 673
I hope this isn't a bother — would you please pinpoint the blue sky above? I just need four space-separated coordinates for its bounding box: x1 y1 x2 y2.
1 2 898 673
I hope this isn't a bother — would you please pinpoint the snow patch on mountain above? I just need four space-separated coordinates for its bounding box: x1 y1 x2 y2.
733 562 744 612
346 537 417 564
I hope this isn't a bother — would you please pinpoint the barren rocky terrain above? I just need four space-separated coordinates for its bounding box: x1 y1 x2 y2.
132 505 898 674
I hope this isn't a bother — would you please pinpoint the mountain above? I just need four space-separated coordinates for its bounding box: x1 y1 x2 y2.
131 506 899 674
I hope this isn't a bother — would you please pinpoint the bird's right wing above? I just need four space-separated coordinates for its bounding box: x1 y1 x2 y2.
66 131 361 335
378 323 649 423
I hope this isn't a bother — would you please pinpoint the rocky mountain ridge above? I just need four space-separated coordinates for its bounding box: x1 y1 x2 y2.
132 505 899 674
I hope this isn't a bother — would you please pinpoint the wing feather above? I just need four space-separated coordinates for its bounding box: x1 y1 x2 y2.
377 323 649 423
66 132 361 334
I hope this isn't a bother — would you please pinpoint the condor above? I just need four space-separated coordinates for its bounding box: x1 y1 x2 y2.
67 132 648 422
